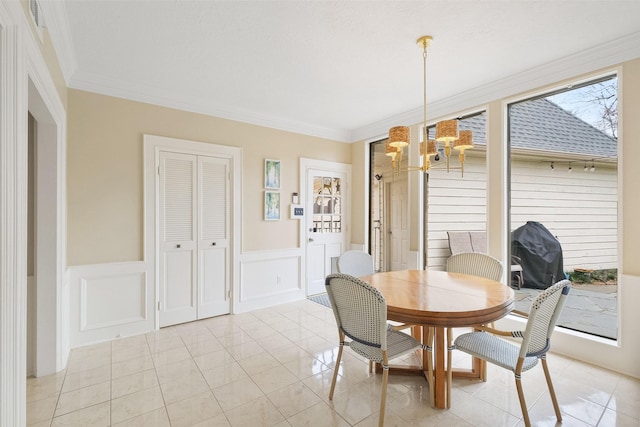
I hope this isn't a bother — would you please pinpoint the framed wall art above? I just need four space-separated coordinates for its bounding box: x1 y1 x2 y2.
264 159 281 189
264 191 281 221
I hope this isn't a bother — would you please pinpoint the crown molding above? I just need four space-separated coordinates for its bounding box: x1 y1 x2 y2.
69 71 352 142
56 18 640 144
38 0 77 84
351 31 640 143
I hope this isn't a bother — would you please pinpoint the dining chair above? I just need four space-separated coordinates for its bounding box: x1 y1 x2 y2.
453 279 571 427
444 252 504 406
448 231 524 289
336 250 379 372
446 252 504 282
336 250 374 277
325 273 433 427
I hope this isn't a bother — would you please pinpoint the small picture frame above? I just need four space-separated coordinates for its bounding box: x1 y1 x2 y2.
264 191 281 221
264 159 281 189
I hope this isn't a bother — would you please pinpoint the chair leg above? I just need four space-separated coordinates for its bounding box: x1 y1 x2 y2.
379 363 389 427
541 356 562 422
514 375 531 427
446 327 453 409
329 336 345 400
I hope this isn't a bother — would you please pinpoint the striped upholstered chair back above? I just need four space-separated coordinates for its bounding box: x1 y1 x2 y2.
519 279 571 358
446 252 504 282
337 250 375 278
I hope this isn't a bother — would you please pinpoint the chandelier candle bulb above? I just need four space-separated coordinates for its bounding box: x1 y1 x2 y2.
385 141 398 158
454 130 473 177
436 119 458 172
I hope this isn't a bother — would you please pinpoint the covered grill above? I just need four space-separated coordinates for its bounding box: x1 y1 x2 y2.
511 221 565 289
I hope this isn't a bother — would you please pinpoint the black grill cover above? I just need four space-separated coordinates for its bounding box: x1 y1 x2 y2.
511 221 565 290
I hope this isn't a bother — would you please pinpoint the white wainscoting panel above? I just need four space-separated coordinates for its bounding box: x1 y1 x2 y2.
235 249 304 313
69 261 154 348
80 272 146 331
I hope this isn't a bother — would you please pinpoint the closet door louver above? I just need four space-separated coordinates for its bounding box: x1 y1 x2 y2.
159 152 198 326
198 156 230 318
164 157 194 241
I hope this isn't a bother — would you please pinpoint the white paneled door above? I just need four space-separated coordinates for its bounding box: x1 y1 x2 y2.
158 151 230 327
388 178 408 271
306 169 347 295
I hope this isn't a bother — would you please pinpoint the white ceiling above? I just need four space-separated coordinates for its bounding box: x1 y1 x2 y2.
47 1 640 142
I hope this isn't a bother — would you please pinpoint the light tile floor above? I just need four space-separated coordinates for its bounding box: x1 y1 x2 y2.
27 299 640 426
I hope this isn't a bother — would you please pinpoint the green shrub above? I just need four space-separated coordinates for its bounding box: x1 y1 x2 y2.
568 268 617 284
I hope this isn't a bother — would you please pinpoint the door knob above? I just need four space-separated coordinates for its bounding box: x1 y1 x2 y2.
211 242 216 246
176 244 181 248
308 238 314 242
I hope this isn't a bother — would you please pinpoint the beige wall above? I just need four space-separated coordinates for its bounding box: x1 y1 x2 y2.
67 89 351 266
621 58 640 276
350 141 367 246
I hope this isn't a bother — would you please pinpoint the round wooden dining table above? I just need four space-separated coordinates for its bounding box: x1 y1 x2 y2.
360 269 515 409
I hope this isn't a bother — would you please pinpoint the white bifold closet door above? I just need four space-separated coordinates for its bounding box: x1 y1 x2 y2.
158 151 230 327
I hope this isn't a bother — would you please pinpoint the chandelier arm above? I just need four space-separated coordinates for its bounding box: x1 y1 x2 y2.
385 35 471 178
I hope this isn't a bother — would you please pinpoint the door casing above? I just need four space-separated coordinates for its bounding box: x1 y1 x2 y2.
144 135 242 328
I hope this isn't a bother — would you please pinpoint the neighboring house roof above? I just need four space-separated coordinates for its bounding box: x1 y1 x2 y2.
509 98 617 158
457 98 617 158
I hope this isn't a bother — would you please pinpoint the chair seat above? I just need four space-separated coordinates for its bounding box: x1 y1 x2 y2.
454 332 539 372
349 328 421 363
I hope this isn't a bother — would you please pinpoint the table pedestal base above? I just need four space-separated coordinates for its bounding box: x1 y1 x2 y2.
375 326 485 409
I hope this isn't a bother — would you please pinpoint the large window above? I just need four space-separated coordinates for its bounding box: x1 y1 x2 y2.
369 112 488 272
424 112 488 269
508 75 618 339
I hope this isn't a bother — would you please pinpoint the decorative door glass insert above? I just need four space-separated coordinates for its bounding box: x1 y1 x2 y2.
312 176 342 232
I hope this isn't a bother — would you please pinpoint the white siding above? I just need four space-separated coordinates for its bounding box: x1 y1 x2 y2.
511 158 617 271
426 155 618 272
427 156 488 270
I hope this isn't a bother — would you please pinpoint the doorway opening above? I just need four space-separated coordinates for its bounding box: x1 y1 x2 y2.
27 78 62 377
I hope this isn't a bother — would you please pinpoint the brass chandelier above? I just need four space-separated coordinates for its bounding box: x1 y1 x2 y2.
386 35 473 176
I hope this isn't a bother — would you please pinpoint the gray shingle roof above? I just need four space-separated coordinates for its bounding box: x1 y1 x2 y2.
448 99 616 158
509 98 617 157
